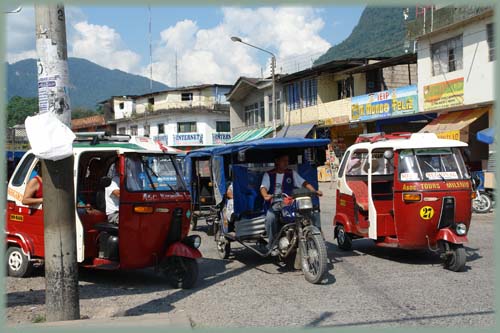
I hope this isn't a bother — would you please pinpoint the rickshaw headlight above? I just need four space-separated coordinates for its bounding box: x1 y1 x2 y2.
200 197 206 203
296 197 313 211
455 223 467 236
134 206 154 214
403 193 422 202
185 235 202 248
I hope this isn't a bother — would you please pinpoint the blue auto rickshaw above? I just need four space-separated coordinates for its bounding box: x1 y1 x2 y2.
192 137 330 284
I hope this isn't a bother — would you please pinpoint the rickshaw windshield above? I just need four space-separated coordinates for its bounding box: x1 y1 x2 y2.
398 148 470 181
125 153 187 192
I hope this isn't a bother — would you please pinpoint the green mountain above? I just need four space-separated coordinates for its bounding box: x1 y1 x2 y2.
315 6 416 64
7 58 168 110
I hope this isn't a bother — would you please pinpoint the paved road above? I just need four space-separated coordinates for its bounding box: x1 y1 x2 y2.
6 182 495 328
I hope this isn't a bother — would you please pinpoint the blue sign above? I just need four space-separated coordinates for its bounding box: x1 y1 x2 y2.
351 85 418 121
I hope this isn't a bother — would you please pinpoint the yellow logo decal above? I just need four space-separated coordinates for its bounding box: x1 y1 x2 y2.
10 214 24 222
340 199 346 206
420 206 435 220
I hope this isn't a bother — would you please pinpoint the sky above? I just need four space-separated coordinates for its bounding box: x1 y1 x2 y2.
6 5 365 87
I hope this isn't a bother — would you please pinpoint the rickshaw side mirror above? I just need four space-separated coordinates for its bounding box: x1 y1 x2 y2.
383 150 394 160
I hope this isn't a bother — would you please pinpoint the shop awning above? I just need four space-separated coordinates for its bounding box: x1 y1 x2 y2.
477 127 494 144
276 123 315 138
227 127 273 143
419 108 489 141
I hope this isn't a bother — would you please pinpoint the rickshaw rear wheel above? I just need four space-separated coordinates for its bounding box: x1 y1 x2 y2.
444 244 466 272
6 246 33 278
336 225 352 251
302 233 328 284
190 216 198 231
164 257 199 289
215 228 231 259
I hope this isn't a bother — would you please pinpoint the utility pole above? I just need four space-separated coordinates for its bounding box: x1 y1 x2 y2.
35 4 80 321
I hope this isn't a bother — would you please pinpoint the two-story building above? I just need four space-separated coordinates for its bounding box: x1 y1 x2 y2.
278 55 419 156
408 5 495 169
103 84 232 151
225 77 283 142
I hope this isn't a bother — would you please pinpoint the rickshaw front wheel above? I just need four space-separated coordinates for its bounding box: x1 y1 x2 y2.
164 257 199 289
302 233 328 284
335 225 352 251
215 228 231 259
444 244 466 272
6 246 33 278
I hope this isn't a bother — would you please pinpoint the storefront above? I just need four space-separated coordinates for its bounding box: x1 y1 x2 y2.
419 106 491 169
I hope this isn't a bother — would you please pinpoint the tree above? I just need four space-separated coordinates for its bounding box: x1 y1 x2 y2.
7 96 39 127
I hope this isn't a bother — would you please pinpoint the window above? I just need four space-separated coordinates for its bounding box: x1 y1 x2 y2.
487 23 495 62
244 102 261 126
130 125 138 135
12 154 36 186
148 97 155 105
144 124 150 136
177 122 197 133
268 92 282 121
181 93 193 101
346 150 369 176
118 127 126 134
337 77 353 99
431 35 463 75
286 79 316 111
119 102 124 109
301 78 317 108
158 123 164 134
216 121 230 132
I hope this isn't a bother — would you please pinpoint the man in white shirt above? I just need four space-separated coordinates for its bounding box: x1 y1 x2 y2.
260 154 322 255
105 175 120 224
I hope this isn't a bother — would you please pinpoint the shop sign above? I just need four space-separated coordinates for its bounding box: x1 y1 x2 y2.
153 135 168 145
423 78 464 111
436 130 460 140
212 133 231 144
351 85 418 121
173 133 204 145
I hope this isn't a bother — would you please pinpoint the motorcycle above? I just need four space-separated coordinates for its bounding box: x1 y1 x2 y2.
472 172 493 214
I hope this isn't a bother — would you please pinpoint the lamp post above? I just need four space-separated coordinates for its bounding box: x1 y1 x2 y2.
231 36 277 137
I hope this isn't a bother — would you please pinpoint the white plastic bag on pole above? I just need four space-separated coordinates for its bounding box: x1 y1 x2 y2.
25 112 76 161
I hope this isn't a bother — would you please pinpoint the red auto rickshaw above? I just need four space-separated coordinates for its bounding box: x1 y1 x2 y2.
334 132 472 272
6 133 201 288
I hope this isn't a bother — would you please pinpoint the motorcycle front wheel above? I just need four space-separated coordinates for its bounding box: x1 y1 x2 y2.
301 233 328 284
472 193 492 214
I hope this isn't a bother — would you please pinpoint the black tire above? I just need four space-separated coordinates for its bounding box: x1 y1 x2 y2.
472 193 492 214
206 218 215 236
444 244 466 272
301 233 328 284
336 225 352 251
215 228 230 259
165 257 199 289
6 247 33 278
190 216 198 231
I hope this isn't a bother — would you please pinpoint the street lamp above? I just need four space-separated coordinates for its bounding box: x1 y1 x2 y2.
231 36 277 137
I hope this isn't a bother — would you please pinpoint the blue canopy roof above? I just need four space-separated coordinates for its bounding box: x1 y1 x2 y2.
185 145 221 159
211 137 330 156
476 127 494 144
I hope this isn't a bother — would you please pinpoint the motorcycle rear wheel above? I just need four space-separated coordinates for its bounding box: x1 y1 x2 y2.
301 233 328 284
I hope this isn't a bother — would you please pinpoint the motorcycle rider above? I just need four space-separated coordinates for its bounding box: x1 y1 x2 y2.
260 154 323 255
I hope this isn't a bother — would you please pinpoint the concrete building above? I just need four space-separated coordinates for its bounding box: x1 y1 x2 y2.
408 5 495 169
225 77 283 142
103 84 232 150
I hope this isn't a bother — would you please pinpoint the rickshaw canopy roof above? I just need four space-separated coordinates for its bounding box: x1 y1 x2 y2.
349 133 467 151
210 137 330 156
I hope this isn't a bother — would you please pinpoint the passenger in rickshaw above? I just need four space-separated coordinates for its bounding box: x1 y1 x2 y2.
223 181 234 231
105 164 120 225
260 154 323 255
22 162 43 206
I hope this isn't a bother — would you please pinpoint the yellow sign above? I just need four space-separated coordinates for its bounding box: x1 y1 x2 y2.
436 130 460 140
10 214 24 222
420 206 435 220
340 199 346 207
423 78 464 111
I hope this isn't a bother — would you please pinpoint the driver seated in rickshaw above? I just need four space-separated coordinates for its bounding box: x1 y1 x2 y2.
260 154 323 255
